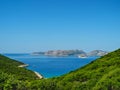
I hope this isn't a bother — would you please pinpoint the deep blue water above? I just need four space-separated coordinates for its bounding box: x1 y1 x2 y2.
4 54 98 78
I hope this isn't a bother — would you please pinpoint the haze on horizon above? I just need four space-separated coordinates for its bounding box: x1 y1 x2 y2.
0 0 120 53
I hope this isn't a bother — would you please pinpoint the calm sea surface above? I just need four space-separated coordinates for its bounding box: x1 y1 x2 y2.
4 54 98 78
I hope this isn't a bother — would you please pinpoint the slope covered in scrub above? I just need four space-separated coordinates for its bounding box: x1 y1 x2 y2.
27 49 120 90
0 49 120 90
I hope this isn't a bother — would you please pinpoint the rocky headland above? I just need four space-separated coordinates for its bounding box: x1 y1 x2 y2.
31 49 108 57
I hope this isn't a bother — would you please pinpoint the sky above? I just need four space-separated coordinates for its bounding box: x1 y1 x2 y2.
0 0 120 53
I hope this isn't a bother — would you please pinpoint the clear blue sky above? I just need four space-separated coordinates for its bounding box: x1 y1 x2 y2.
0 0 120 53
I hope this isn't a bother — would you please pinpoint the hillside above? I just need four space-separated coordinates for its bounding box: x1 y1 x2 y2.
0 49 120 90
0 54 38 89
27 49 120 90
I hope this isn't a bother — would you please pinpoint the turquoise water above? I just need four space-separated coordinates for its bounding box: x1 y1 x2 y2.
4 54 97 78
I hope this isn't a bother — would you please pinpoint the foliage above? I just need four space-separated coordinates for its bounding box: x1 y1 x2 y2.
0 49 120 90
0 54 38 89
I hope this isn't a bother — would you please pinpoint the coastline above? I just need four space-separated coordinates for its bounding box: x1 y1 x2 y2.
18 64 43 79
34 71 43 79
18 64 29 68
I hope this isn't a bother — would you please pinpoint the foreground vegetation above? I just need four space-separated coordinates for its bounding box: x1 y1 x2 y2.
0 54 38 89
0 49 120 90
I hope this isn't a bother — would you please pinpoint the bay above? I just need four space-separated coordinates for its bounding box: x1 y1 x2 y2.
4 54 97 78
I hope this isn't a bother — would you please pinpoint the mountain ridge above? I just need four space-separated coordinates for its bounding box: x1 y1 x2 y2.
31 49 108 57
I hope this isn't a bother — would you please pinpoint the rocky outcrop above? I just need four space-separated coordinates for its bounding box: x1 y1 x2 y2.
87 50 108 57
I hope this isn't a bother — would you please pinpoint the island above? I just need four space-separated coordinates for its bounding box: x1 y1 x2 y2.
31 49 108 57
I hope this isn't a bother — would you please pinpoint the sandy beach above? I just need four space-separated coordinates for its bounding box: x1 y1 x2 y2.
18 64 29 67
34 71 43 79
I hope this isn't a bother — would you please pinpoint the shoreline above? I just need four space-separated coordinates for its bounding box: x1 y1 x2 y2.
18 64 29 68
34 71 43 79
18 64 44 79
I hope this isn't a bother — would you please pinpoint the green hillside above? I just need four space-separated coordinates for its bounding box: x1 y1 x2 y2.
0 49 120 90
0 54 38 89
27 49 120 90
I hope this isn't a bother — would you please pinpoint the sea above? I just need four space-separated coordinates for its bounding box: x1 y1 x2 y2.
4 54 98 78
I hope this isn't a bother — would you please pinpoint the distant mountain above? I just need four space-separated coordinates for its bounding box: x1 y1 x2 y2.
31 52 45 55
44 50 86 57
31 49 108 57
87 50 108 57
